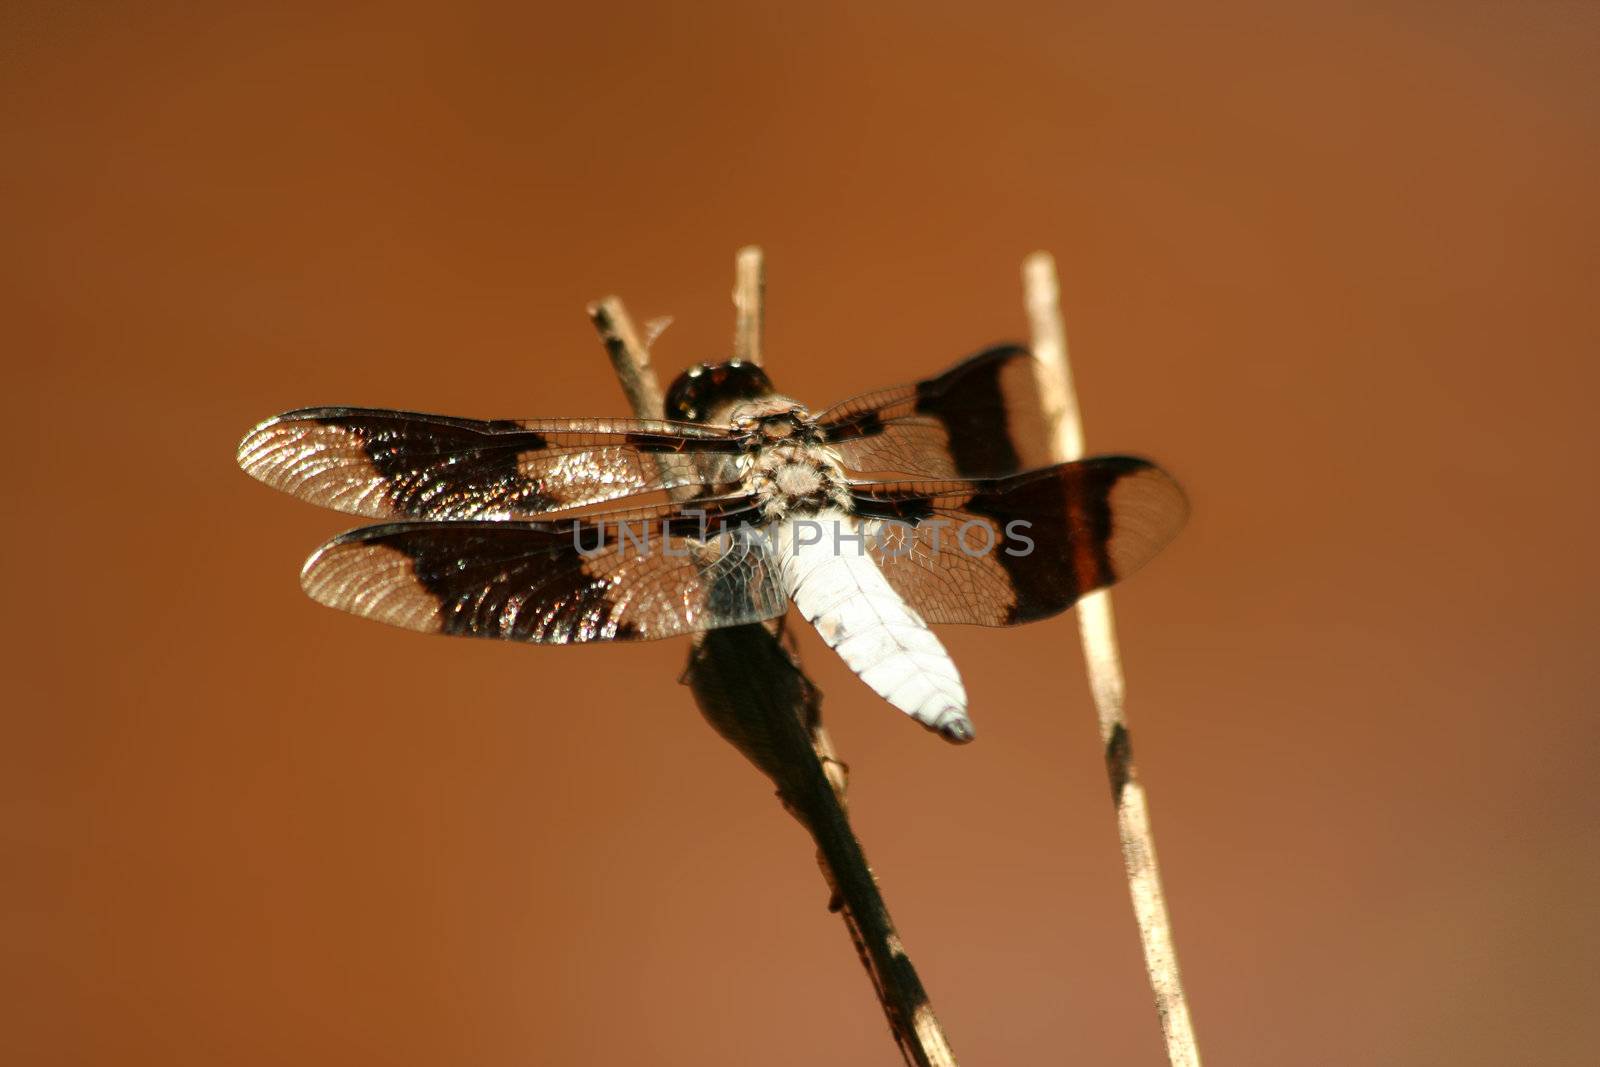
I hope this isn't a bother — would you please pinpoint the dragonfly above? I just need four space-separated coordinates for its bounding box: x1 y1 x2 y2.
237 344 1187 742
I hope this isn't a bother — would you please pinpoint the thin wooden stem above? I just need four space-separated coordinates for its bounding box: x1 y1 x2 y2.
585 260 955 1067
587 297 666 420
1023 251 1202 1067
732 245 765 366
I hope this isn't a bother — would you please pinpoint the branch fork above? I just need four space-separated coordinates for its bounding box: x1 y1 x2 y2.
580 248 1200 1067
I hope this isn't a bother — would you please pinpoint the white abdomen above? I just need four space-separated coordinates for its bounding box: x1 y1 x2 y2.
776 510 973 741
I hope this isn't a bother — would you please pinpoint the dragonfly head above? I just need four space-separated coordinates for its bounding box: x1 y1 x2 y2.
665 360 775 424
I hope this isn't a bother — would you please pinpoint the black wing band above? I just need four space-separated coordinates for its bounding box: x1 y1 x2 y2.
816 344 1053 479
238 408 751 520
848 457 1187 626
299 497 786 643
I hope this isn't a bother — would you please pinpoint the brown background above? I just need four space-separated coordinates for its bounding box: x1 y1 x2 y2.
4 2 1597 1064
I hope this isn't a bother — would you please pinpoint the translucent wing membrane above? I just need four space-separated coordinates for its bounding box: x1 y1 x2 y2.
849 457 1188 626
238 408 750 520
243 353 1189 659
300 497 787 643
817 344 1055 479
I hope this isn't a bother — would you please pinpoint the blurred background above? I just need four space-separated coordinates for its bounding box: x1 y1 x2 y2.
4 2 1597 1063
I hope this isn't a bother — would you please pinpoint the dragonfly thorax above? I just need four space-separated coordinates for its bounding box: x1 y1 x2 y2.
730 397 814 442
748 438 849 518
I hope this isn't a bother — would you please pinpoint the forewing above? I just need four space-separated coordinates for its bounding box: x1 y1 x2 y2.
816 344 1053 478
299 498 787 643
850 457 1187 626
238 408 748 520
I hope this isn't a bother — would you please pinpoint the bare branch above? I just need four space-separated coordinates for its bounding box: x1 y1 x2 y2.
587 296 666 420
1023 251 1202 1067
585 260 955 1067
732 245 765 366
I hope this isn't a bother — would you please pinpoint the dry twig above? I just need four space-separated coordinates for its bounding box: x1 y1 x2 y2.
732 245 765 366
1023 251 1202 1067
588 296 664 419
585 247 956 1067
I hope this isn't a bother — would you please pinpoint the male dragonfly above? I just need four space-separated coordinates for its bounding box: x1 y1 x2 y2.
238 345 1187 742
